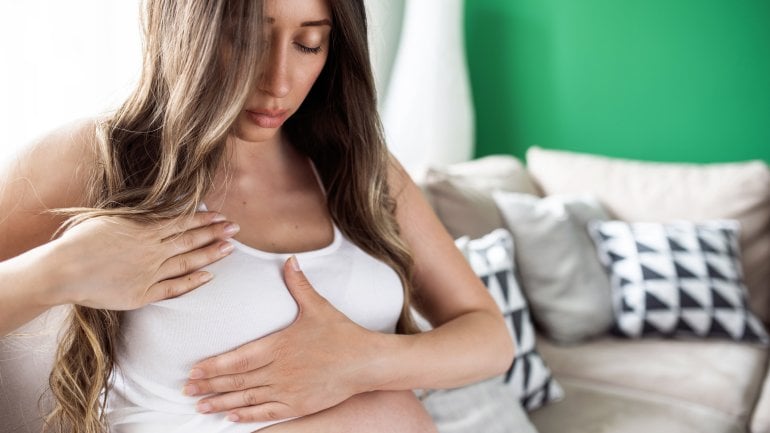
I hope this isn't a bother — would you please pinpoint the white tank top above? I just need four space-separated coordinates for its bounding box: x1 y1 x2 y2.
106 165 405 433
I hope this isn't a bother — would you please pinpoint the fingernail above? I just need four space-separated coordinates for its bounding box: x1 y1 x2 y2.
224 223 240 236
227 413 240 422
196 402 212 413
220 242 235 254
212 213 227 222
199 272 213 283
290 255 301 272
189 368 204 379
182 384 199 396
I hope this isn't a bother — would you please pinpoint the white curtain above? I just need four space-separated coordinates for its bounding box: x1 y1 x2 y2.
0 1 142 165
381 0 475 178
364 0 406 108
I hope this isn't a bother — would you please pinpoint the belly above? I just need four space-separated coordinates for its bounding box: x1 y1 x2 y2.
259 391 438 433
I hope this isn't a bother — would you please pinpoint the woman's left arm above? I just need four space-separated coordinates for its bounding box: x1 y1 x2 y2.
184 155 514 422
361 155 515 391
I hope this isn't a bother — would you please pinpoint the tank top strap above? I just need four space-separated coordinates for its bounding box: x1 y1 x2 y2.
307 156 327 197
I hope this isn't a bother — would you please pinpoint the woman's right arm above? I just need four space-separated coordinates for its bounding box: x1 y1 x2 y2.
0 119 238 337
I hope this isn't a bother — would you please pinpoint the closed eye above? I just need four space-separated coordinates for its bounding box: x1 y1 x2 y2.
294 43 323 55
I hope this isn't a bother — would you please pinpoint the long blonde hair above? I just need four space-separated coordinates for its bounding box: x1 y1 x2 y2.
44 1 419 432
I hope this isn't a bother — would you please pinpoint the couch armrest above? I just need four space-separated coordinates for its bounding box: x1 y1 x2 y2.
751 359 770 433
0 306 68 433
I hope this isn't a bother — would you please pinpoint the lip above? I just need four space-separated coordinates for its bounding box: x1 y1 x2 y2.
245 109 290 129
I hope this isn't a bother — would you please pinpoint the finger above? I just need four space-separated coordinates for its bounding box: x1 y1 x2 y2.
195 385 275 414
157 240 235 281
190 337 275 379
144 270 215 303
282 255 323 309
159 211 227 239
162 221 240 256
184 366 272 396
226 401 292 423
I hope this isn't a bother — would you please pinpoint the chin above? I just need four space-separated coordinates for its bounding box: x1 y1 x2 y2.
233 121 280 143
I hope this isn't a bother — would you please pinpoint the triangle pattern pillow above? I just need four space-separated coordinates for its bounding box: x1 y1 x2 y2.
587 220 769 345
456 229 564 411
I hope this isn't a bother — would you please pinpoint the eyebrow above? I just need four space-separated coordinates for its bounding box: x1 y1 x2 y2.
265 17 332 27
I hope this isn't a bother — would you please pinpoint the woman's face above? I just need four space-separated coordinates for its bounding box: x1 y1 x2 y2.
234 0 332 144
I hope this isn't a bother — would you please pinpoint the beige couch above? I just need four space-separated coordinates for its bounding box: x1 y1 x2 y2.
419 147 770 433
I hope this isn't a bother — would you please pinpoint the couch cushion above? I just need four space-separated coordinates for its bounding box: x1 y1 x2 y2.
0 306 69 433
588 220 769 344
526 146 770 326
530 377 745 433
536 334 768 425
751 364 770 433
492 192 613 344
421 155 540 239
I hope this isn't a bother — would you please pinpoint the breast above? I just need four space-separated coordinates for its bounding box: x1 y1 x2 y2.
113 237 404 413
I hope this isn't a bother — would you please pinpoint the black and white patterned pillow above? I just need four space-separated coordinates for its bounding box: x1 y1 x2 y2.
456 228 564 411
588 220 769 345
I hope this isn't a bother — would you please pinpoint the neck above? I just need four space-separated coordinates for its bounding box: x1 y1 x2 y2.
212 129 310 197
226 129 296 175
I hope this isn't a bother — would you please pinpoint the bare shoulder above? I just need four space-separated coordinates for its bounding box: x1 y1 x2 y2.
384 152 498 326
4 117 100 201
0 117 101 260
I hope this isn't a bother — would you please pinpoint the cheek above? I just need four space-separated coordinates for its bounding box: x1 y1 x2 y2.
295 57 328 95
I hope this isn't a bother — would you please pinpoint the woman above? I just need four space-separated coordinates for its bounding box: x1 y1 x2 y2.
0 0 514 432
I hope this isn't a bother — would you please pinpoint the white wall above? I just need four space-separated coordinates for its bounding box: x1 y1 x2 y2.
0 1 143 165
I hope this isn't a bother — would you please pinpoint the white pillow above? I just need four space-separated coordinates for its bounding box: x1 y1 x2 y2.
492 191 613 343
421 376 539 433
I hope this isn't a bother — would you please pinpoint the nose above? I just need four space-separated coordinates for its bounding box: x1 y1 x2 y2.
257 41 290 98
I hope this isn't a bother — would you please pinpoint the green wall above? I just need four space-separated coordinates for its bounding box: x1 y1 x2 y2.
465 0 770 164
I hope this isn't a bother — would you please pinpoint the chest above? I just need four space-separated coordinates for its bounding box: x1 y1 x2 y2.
204 186 335 254
118 245 405 388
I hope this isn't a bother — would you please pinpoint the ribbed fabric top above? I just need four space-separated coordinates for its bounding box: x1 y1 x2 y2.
106 163 404 432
